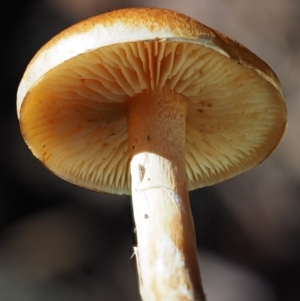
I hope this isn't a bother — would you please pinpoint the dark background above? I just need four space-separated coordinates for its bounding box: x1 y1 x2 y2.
2 1 300 300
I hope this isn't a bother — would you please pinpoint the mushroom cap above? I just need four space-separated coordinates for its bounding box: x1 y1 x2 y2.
17 8 287 195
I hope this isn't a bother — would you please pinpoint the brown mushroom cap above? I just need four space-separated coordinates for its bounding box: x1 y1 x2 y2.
17 8 287 195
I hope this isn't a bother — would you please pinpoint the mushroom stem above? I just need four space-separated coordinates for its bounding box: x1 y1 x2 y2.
128 88 206 301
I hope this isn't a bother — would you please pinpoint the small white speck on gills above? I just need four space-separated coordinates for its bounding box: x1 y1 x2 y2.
128 87 206 301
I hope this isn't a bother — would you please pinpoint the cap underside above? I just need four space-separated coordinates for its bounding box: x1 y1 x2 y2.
20 40 286 194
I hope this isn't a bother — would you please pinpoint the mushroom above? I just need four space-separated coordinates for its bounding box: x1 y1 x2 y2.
17 8 287 301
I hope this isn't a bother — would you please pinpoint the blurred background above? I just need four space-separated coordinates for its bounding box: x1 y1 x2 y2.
2 0 300 300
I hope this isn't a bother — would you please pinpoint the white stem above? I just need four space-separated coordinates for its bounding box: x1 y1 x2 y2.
127 88 206 301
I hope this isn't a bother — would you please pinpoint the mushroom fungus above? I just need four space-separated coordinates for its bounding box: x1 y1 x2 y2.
17 7 287 301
